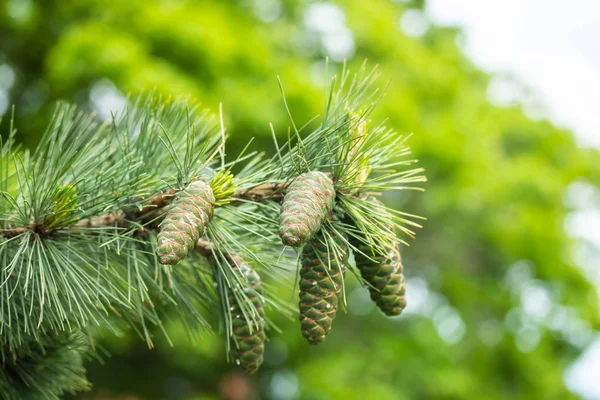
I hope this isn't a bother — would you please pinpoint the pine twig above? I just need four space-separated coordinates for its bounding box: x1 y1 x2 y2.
195 238 215 257
0 181 288 239
131 191 177 219
132 182 287 219
232 182 286 203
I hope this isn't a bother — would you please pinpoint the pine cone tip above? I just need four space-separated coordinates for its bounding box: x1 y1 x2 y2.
158 255 179 265
280 229 301 247
156 239 185 265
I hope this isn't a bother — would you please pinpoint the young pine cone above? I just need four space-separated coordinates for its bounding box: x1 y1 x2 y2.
299 232 347 345
279 171 335 247
225 254 266 374
350 198 406 316
156 180 215 265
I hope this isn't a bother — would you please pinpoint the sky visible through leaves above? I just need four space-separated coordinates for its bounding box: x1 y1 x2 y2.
425 1 600 398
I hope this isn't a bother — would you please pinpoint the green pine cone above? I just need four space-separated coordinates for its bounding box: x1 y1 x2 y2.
156 180 215 265
299 232 348 345
350 199 407 316
226 254 266 374
354 241 406 316
279 171 335 247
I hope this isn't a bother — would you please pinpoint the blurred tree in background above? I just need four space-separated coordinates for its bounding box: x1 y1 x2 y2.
2 0 600 399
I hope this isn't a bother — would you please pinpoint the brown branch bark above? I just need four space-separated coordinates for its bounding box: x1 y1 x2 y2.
195 238 215 257
73 210 128 228
2 221 219 262
129 190 177 220
0 226 28 238
232 182 286 203
131 182 287 219
0 182 288 239
0 211 130 239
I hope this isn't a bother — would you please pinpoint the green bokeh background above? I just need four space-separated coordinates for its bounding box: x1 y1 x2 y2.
2 0 600 399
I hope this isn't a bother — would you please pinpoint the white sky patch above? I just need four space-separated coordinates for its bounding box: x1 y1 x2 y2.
566 210 600 246
89 79 126 121
567 338 600 400
400 9 430 37
427 0 600 148
304 3 355 62
0 91 8 116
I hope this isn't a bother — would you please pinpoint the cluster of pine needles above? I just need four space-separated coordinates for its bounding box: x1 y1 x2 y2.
0 63 425 397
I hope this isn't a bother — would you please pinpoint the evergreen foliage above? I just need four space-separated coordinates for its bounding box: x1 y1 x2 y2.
0 331 90 400
0 64 424 395
3 1 599 398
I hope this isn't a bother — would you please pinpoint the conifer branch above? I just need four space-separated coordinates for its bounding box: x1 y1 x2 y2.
0 62 425 393
0 182 288 239
131 181 288 220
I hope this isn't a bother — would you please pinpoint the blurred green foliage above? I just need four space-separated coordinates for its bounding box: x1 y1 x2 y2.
2 0 600 399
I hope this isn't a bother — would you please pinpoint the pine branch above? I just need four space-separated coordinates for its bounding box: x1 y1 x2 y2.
0 62 426 393
232 182 287 203
129 181 287 221
0 184 288 241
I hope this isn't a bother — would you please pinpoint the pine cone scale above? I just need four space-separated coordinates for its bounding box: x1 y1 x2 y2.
280 171 335 247
156 180 215 264
225 256 266 374
299 233 347 345
349 198 407 317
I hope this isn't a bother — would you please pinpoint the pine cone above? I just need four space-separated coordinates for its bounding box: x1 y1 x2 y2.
350 198 406 316
156 180 215 265
279 171 335 247
226 254 266 374
299 232 347 345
